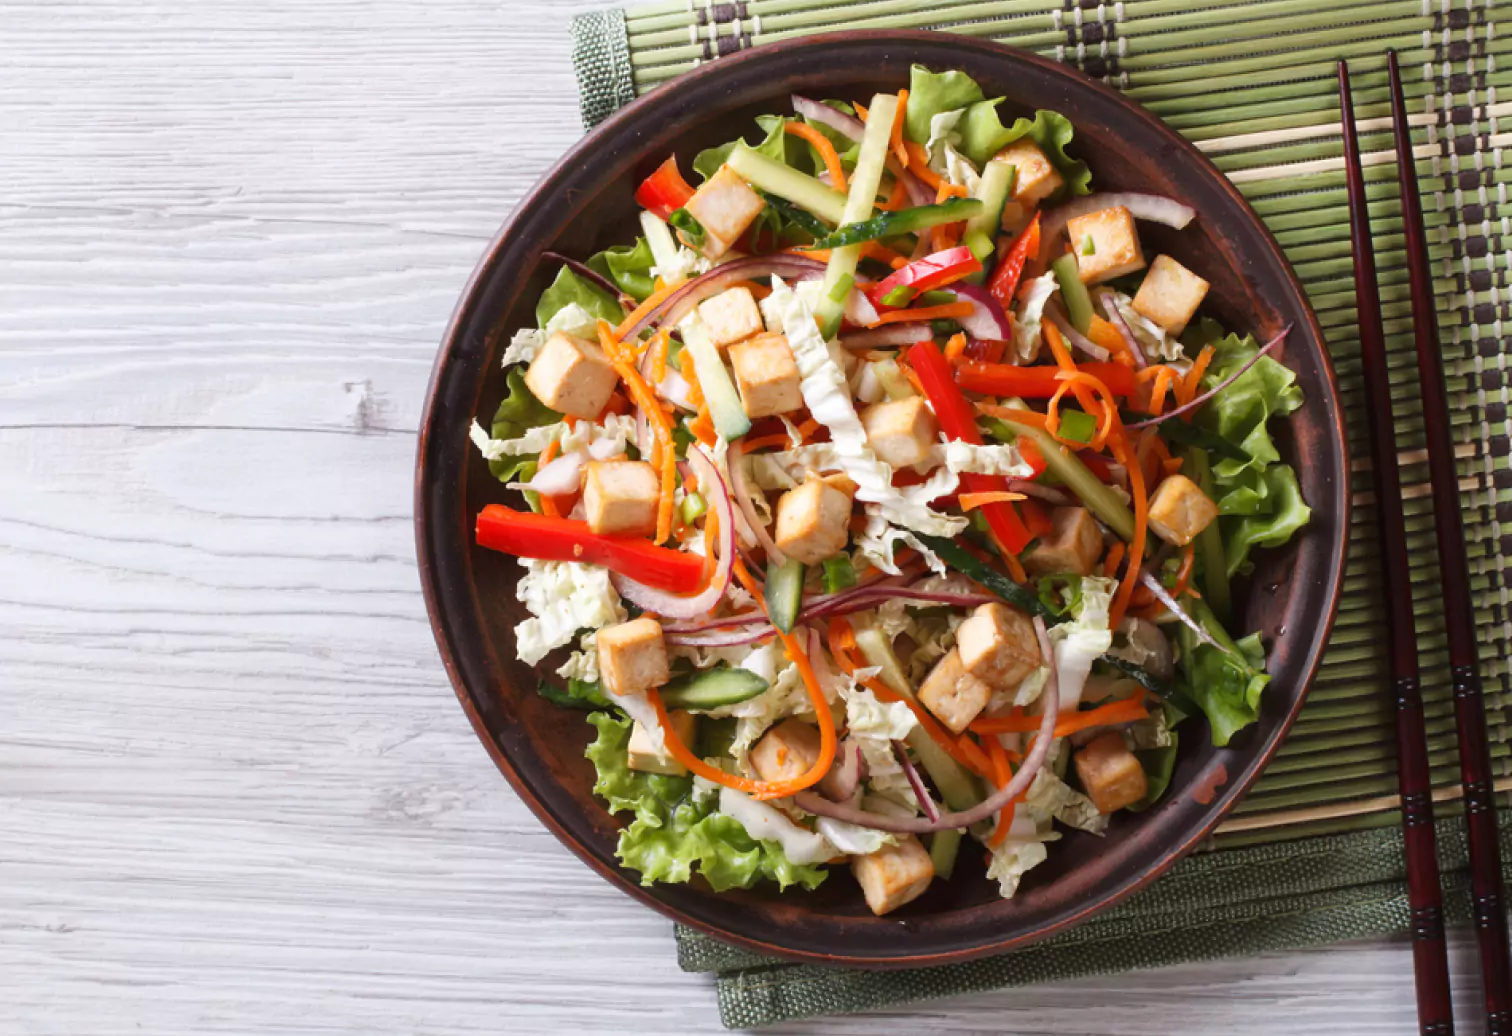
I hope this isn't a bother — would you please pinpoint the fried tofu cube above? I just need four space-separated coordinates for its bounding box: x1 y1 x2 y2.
956 602 1041 690
1147 473 1218 547
698 286 765 349
1074 732 1148 813
681 165 766 259
627 709 697 776
596 617 669 697
729 333 803 418
523 332 619 420
749 717 823 784
918 649 993 734
1066 206 1147 285
774 478 852 565
994 141 1064 231
582 460 659 537
1023 506 1104 578
851 836 934 916
860 396 939 470
1132 255 1210 336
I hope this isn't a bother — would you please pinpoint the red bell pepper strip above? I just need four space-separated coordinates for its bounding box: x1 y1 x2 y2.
907 341 1034 555
1017 497 1055 540
868 246 981 307
475 505 705 594
1077 451 1117 485
954 361 1136 398
1018 436 1047 479
635 156 695 221
987 212 1041 312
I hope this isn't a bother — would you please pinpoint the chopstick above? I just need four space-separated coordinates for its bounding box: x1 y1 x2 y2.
1386 48 1512 1032
1338 58 1456 1036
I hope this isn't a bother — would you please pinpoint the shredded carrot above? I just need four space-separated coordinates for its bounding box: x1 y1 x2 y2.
854 100 869 121
1102 541 1126 579
1042 321 1102 419
535 439 562 518
784 120 848 193
890 89 910 168
722 278 773 301
943 332 968 365
794 247 832 261
1107 424 1148 629
861 240 910 268
972 689 1150 738
877 176 908 211
1179 344 1216 410
976 403 1049 429
689 410 717 447
739 433 793 453
1134 543 1196 620
598 320 677 543
989 797 1019 847
795 418 820 441
957 490 1027 512
956 734 993 779
1148 366 1174 416
649 331 670 385
865 301 973 327
613 280 679 342
904 143 945 188
985 736 1017 846
1047 370 1119 450
1086 314 1130 359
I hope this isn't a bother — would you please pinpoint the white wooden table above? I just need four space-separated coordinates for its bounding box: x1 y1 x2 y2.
0 2 1492 1032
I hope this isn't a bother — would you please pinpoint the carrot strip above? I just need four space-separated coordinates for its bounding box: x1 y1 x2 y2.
865 301 973 327
890 89 910 168
535 439 562 518
985 736 1015 846
1148 366 1173 416
956 734 993 779
1042 321 1101 418
877 176 908 211
976 403 1050 429
613 281 679 342
957 490 1027 512
1107 423 1147 629
1102 541 1126 578
598 321 677 543
1179 344 1216 410
972 689 1150 737
943 331 968 364
861 240 910 268
649 331 670 385
739 433 793 453
785 120 848 193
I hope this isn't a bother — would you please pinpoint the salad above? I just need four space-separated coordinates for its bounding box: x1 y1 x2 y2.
468 66 1311 916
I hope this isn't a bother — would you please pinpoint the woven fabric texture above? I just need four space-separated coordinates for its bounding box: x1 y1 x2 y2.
567 0 1512 1026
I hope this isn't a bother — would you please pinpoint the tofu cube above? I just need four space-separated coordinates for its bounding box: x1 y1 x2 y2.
681 165 766 259
596 617 669 697
1132 255 1210 336
523 332 619 420
627 709 697 776
697 286 765 349
582 460 659 538
1066 206 1147 285
861 396 939 470
774 478 853 565
749 717 823 784
1024 506 1104 578
918 649 993 734
851 837 934 916
995 141 1064 233
1147 473 1218 547
955 602 1041 690
1074 732 1149 814
729 333 803 418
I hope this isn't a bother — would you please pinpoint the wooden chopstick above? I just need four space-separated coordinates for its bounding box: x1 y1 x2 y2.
1337 58 1456 1036
1386 48 1512 1033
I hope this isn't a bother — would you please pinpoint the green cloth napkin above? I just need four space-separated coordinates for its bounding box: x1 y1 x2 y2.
569 0 1512 1026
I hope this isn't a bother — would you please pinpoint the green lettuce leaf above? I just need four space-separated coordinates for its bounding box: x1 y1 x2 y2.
588 238 656 302
905 65 986 144
1224 465 1311 577
537 677 610 710
535 265 622 329
584 713 828 892
693 114 792 182
487 367 560 507
1178 599 1270 747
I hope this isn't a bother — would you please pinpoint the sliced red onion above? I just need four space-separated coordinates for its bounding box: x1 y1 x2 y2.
899 165 935 208
1046 306 1109 363
620 256 827 340
1136 568 1229 654
1006 480 1073 506
837 325 932 351
948 282 1012 340
791 94 865 141
543 251 628 310
662 609 768 634
1038 193 1197 265
792 624 1059 833
657 368 695 411
610 445 732 620
1099 291 1149 369
664 624 773 648
727 439 785 565
1035 614 1061 710
892 740 940 823
512 451 584 496
818 742 866 802
804 587 995 620
845 288 881 327
1123 326 1290 430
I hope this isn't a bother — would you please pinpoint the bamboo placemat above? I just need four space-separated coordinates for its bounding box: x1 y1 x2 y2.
570 1 1512 1026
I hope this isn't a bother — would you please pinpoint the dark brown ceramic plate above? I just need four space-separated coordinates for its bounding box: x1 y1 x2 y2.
416 31 1349 968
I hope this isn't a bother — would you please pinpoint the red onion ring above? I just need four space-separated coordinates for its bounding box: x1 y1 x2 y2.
620 256 827 340
818 742 867 802
727 439 785 565
1098 292 1149 369
1046 306 1109 363
803 587 995 620
892 740 941 822
1123 327 1290 430
665 624 774 647
837 325 933 351
1137 569 1229 654
1038 193 1197 265
898 165 935 208
662 609 768 634
610 445 733 620
543 251 628 310
791 95 865 141
948 282 1013 340
1005 480 1073 506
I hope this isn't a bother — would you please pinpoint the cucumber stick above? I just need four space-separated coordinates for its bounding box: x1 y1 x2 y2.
814 92 897 338
764 557 805 633
726 147 847 224
639 210 684 280
660 666 770 711
1050 253 1095 334
679 320 751 440
963 159 1016 267
1015 423 1136 543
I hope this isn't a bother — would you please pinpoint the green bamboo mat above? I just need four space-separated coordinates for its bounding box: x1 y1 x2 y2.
569 0 1512 1027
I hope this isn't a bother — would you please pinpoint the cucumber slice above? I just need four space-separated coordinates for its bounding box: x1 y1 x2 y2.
963 159 1016 276
659 666 771 711
805 197 984 252
726 146 847 224
929 829 963 879
680 320 752 440
765 557 806 633
1051 253 1094 334
814 92 898 338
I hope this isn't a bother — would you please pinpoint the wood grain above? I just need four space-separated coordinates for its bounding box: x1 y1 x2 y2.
0 2 1485 1032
